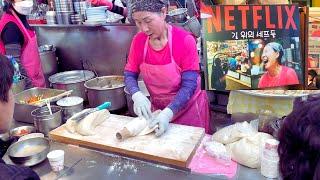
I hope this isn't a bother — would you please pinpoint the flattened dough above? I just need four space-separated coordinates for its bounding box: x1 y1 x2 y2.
65 109 110 136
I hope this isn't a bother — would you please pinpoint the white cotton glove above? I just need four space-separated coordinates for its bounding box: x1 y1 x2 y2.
132 91 152 120
149 108 174 137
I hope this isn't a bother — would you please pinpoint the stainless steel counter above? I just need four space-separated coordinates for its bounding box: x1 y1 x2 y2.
3 121 269 180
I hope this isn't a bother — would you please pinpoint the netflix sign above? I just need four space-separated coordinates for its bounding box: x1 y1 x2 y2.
202 5 300 41
201 4 303 90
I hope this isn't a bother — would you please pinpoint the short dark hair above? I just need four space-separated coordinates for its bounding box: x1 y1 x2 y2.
2 0 14 13
278 95 320 180
214 58 221 66
308 70 317 79
0 55 14 102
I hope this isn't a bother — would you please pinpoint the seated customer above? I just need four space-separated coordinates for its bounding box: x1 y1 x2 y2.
0 54 40 180
278 95 320 180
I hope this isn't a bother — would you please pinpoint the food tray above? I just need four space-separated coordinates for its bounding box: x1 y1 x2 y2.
14 87 66 124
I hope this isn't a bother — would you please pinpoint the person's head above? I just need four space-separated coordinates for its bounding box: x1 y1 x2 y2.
308 70 317 81
214 58 221 67
0 55 15 132
278 95 320 180
130 0 168 40
261 42 284 70
3 0 33 15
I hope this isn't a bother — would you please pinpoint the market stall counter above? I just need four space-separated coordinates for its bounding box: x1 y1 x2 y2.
2 121 268 180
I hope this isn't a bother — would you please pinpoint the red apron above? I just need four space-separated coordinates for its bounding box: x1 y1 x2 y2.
0 11 45 87
140 25 210 133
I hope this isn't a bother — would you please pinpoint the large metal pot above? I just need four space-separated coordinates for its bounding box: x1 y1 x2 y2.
56 96 84 122
31 106 62 136
49 70 95 101
84 76 126 111
124 81 150 117
39 45 58 87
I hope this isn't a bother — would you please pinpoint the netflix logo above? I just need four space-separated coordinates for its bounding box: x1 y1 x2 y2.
201 5 300 41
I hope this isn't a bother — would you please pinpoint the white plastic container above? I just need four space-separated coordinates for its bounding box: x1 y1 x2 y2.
261 139 279 178
47 150 65 172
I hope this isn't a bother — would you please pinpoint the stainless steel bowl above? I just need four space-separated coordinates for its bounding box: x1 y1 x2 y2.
10 126 36 139
8 137 50 166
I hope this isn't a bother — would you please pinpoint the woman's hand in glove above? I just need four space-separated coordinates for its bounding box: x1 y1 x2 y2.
149 108 173 137
132 91 152 120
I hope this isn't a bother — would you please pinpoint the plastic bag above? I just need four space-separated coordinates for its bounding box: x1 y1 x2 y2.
212 121 257 144
204 141 231 166
226 132 273 168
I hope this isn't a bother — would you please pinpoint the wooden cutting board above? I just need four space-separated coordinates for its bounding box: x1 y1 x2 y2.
49 114 205 168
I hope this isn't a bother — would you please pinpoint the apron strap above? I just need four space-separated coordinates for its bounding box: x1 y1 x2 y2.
143 24 174 63
11 10 32 40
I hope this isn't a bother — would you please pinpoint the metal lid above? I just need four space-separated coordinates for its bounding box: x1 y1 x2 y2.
49 70 95 84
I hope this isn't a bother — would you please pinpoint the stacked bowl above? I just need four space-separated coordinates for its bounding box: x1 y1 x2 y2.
54 0 74 24
84 6 108 25
73 0 89 21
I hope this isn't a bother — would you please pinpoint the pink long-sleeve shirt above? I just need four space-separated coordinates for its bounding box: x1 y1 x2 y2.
125 25 200 73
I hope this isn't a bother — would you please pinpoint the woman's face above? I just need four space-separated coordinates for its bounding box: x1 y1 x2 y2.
0 88 14 132
261 45 280 70
132 10 166 40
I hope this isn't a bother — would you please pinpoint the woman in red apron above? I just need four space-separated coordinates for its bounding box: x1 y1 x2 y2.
124 0 211 136
0 0 45 87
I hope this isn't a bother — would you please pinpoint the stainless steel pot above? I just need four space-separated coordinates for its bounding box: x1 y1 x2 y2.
8 137 50 166
56 96 84 122
39 46 58 87
49 70 95 101
31 106 62 136
84 76 126 111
